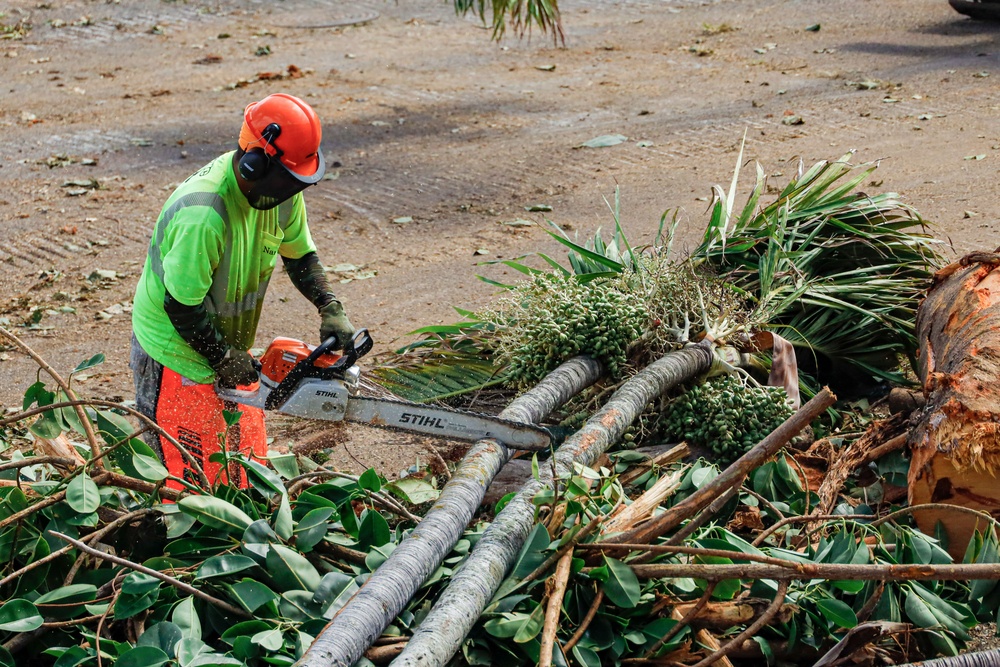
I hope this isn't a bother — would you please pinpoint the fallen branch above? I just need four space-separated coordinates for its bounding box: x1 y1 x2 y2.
298 356 603 667
0 507 154 588
643 582 716 658
814 413 908 515
578 542 805 570
0 325 103 466
670 597 796 630
614 387 836 548
897 648 1000 667
621 561 1000 581
752 513 877 548
689 581 789 667
49 531 250 618
562 586 603 654
539 549 573 667
391 343 716 667
1 397 211 490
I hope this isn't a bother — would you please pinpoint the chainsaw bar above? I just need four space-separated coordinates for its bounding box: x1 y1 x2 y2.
343 396 553 451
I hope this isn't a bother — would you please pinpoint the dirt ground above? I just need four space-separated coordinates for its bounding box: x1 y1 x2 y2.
1 0 998 475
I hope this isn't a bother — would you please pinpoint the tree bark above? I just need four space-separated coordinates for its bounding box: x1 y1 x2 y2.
909 253 1000 558
296 356 603 667
897 649 1000 667
390 343 715 667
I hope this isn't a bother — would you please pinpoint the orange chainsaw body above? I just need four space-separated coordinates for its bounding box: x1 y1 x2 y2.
258 337 342 384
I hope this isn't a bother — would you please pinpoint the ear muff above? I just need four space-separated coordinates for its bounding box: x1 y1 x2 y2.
238 123 282 181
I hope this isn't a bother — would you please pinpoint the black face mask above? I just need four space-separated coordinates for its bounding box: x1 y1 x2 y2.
244 165 312 210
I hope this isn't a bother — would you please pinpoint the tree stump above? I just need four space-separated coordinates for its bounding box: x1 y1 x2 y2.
909 251 1000 558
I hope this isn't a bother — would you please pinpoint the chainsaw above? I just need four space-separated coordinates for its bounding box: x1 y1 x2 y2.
215 329 553 451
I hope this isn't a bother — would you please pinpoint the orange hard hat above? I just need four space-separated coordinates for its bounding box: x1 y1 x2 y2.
239 93 326 184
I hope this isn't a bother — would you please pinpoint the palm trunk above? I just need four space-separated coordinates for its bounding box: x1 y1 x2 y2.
390 342 715 667
898 650 1000 667
908 253 1000 559
296 356 603 667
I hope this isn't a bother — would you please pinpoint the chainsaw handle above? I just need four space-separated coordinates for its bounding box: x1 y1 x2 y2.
307 329 373 372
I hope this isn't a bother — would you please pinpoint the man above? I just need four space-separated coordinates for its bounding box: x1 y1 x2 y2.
130 93 354 490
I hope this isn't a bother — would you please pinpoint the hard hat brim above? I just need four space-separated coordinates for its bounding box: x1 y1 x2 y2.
280 148 326 185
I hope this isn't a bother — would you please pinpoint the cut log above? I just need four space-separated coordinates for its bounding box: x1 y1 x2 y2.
33 433 87 472
909 252 1000 557
671 599 796 630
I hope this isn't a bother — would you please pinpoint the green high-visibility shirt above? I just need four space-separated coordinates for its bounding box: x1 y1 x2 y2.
132 151 317 384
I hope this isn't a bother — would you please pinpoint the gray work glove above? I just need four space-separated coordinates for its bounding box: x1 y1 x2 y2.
319 299 355 350
213 348 259 389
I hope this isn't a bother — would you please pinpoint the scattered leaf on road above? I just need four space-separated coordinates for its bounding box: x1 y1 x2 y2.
524 204 552 212
577 134 628 149
392 216 413 224
535 64 556 72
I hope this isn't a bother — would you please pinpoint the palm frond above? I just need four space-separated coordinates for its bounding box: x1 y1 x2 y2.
369 354 508 403
693 152 946 383
453 0 563 45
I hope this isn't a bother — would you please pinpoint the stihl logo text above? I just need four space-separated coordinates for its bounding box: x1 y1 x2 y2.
400 413 446 429
315 390 340 398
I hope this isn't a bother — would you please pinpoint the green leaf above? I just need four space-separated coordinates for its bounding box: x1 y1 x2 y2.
904 589 942 629
313 572 360 619
269 453 300 480
72 353 105 374
175 637 212 666
358 510 391 550
222 409 242 427
509 524 550 580
358 468 381 493
122 572 160 595
30 409 64 439
251 628 284 651
195 555 258 580
178 495 253 533
114 587 160 620
220 619 273 644
340 503 359 539
385 477 440 505
137 622 184 657
513 602 546 643
273 493 293 541
66 474 101 514
0 599 43 632
571 644 601 667
226 579 279 614
603 556 641 609
816 598 857 629
132 451 169 482
292 508 334 552
115 646 170 667
34 583 97 618
483 613 532 639
172 597 202 640
266 544 322 592
242 457 286 497
23 381 54 411
164 510 197 539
